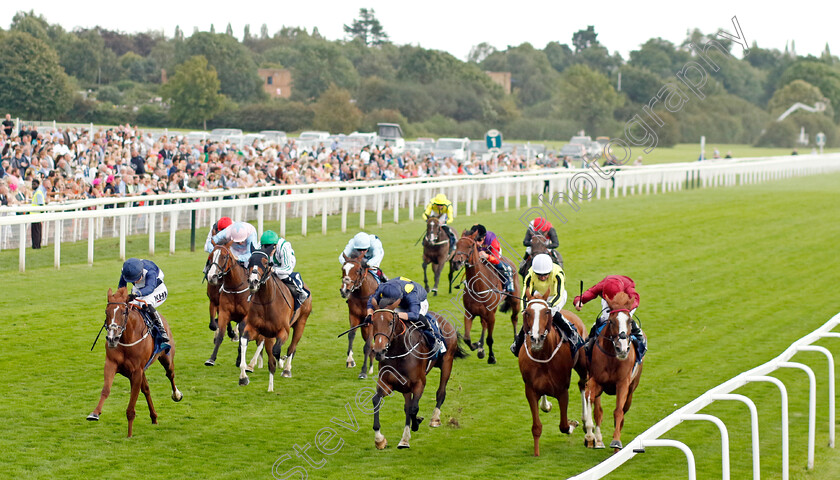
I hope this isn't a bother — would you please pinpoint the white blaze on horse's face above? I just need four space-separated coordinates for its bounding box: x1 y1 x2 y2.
528 301 547 350
105 305 121 347
616 311 631 360
248 265 261 290
208 249 221 282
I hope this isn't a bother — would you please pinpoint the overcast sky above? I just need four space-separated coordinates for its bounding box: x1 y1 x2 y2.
2 0 833 61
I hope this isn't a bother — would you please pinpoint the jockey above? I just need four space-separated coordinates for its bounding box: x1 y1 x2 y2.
339 232 388 283
119 258 170 350
203 216 233 276
259 230 309 308
468 224 514 294
511 254 580 356
423 193 456 253
211 221 259 264
523 217 559 256
366 277 446 354
574 275 646 358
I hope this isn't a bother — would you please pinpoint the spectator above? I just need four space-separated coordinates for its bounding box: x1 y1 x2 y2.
30 178 48 249
2 114 14 137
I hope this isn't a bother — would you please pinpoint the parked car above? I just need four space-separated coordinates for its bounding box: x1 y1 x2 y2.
348 131 378 147
241 133 266 149
299 131 330 141
433 137 470 162
404 141 424 157
569 135 592 146
376 123 406 154
209 128 243 143
260 130 287 145
559 143 586 160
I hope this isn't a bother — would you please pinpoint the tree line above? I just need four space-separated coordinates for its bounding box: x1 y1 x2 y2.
1 9 839 147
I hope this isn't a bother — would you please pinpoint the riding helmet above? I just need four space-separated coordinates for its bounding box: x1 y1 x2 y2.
352 232 371 250
533 217 551 232
533 254 553 275
377 283 403 308
217 216 233 231
230 223 249 242
260 230 279 246
121 258 144 282
433 193 448 204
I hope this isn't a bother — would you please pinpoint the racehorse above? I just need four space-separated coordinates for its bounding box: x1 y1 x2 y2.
369 297 467 449
340 253 377 379
87 287 183 437
450 231 521 364
582 292 644 451
205 243 265 371
421 216 451 296
239 250 312 391
518 290 587 456
519 233 563 279
206 275 237 340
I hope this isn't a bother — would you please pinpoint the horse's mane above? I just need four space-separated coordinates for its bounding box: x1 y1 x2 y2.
111 286 129 301
606 291 633 310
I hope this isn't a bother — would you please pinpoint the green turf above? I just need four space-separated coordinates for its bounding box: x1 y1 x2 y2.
2 172 840 479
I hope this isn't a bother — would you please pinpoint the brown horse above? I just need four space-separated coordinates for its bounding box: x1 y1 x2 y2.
340 253 378 379
239 250 312 390
519 234 563 279
369 299 467 449
518 291 587 456
450 231 520 364
205 244 265 370
421 216 451 296
87 287 182 437
582 292 644 451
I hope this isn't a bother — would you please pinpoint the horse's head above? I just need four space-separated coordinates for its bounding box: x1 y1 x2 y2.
207 243 234 285
425 217 442 244
530 233 549 255
247 250 272 293
105 287 132 349
370 297 404 361
523 290 553 351
451 231 476 271
604 292 635 360
340 253 367 298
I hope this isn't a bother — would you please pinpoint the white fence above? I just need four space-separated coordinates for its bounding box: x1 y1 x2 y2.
2 154 839 272
569 310 840 480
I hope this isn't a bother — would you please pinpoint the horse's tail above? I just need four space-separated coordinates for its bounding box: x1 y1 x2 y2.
453 333 469 359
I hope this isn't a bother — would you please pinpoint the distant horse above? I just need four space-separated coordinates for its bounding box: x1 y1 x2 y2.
205 244 265 370
518 290 587 456
421 216 451 296
239 251 312 390
340 253 377 379
450 231 520 364
369 298 467 449
582 293 644 451
87 287 182 437
519 234 563 279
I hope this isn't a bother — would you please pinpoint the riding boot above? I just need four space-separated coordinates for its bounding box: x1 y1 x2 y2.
585 320 604 356
372 266 388 283
420 314 446 354
552 312 578 345
282 278 302 309
630 320 647 359
145 305 170 348
510 329 525 356
444 226 456 255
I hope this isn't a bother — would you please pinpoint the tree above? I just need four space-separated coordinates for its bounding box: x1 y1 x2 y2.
10 10 50 42
179 32 264 102
555 64 621 134
767 79 833 119
225 23 233 36
343 8 389 46
260 24 269 39
243 25 251 41
779 60 840 121
161 55 225 129
312 84 362 133
468 42 496 64
572 26 599 53
0 31 74 118
544 42 574 73
618 65 663 104
174 25 183 41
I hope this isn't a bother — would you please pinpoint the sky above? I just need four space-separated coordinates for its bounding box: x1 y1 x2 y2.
1 0 834 61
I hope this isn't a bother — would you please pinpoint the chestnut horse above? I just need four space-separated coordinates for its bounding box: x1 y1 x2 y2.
421 216 451 296
340 253 377 379
369 299 467 449
582 293 644 451
518 291 587 456
450 231 520 364
239 250 312 390
87 287 182 437
205 244 265 370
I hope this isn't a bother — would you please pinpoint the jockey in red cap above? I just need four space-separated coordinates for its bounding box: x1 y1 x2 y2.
203 216 234 276
520 217 561 275
574 275 646 358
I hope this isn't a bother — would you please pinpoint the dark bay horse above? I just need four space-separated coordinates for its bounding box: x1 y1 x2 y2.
369 298 467 449
205 243 265 370
340 253 377 379
518 291 587 456
450 231 520 364
88 287 182 437
422 216 451 296
519 234 563 279
582 292 644 451
239 251 312 391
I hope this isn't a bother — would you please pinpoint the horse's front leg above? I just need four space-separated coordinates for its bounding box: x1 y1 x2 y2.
264 337 276 393
611 379 631 451
373 389 387 449
359 334 372 379
238 327 251 386
525 385 543 456
432 259 443 295
88 359 117 421
558 388 578 434
422 259 430 293
205 308 230 366
486 314 496 365
247 340 265 372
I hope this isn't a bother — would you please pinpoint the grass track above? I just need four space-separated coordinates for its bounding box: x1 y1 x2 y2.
2 172 839 479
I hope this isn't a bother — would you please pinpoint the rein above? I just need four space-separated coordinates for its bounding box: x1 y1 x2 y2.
522 299 565 364
105 301 151 348
211 246 249 294
372 309 424 359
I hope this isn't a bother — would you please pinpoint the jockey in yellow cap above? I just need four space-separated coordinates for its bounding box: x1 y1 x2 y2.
423 193 456 252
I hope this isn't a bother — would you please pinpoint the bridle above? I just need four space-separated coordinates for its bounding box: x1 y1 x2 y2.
522 298 565 364
425 218 447 245
342 260 368 294
597 308 632 357
451 236 478 268
209 245 249 294
371 309 423 359
106 301 150 348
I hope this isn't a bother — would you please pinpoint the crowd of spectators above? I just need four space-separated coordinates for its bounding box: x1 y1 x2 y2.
0 116 561 207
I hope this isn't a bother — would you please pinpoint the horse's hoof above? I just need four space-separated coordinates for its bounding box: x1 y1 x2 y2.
561 420 578 435
397 442 410 449
595 440 606 449
151 417 158 424
487 354 496 364
245 365 254 373
432 289 438 296
412 416 424 432
539 397 552 413
209 321 218 331
281 370 292 378
609 440 622 450
430 418 441 428
375 438 387 450
204 359 215 366
359 372 367 380
172 389 183 402
86 413 99 421
239 377 249 386
347 360 356 368
466 341 477 351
